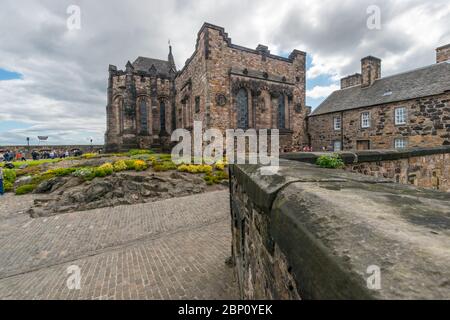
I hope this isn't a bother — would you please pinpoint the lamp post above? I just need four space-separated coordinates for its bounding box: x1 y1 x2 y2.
26 137 30 158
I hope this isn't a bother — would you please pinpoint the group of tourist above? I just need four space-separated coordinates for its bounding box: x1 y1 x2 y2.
0 149 84 162
1 150 26 162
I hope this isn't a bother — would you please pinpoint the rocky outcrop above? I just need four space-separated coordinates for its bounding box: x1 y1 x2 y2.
28 172 207 217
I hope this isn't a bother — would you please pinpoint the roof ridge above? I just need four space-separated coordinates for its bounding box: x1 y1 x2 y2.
374 61 447 82
134 56 169 63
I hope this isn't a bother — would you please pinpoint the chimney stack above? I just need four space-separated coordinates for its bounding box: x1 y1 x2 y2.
340 73 362 89
361 56 381 88
436 44 450 63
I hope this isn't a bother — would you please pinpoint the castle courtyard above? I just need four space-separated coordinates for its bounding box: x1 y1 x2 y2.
0 191 238 300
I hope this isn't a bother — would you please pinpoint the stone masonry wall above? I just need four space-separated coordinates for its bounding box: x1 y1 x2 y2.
345 150 450 192
230 160 450 299
308 92 450 151
174 23 308 151
175 29 208 129
282 146 450 192
436 44 450 63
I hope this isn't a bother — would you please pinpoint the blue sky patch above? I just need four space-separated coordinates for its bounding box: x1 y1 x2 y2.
0 68 22 80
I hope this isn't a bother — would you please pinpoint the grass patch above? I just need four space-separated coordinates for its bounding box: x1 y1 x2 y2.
15 184 36 195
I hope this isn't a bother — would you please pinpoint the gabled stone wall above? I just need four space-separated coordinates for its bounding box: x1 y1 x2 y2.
174 23 308 152
308 92 450 151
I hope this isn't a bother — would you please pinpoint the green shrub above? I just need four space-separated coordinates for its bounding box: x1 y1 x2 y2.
134 160 148 171
99 163 114 175
15 184 36 195
204 170 229 185
124 159 148 171
45 168 77 177
3 168 16 184
316 154 345 169
113 160 127 172
93 167 107 178
153 161 176 172
73 168 96 181
177 164 212 174
4 181 13 192
82 153 98 159
0 159 61 169
128 149 154 156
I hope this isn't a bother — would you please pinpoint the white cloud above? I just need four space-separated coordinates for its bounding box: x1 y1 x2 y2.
0 0 449 144
307 84 340 99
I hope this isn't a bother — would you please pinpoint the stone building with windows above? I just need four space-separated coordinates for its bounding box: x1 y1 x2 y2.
308 44 450 152
105 23 308 152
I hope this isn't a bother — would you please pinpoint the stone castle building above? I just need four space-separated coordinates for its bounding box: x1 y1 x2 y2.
308 44 450 151
105 23 308 152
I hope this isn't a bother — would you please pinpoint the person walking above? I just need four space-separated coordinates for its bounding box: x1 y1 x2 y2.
0 167 4 196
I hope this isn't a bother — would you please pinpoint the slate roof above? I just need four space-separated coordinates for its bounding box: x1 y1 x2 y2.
310 61 450 116
132 56 171 75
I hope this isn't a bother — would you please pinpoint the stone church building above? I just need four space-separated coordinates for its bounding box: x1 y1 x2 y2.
308 44 450 151
105 23 308 152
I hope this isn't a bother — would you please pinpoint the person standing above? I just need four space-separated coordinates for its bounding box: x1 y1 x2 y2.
0 167 4 196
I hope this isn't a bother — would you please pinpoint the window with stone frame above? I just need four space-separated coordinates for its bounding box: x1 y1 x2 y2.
395 107 407 125
361 112 371 128
394 138 408 149
195 96 200 113
139 99 148 134
333 140 342 152
236 88 249 129
278 94 286 129
333 116 341 131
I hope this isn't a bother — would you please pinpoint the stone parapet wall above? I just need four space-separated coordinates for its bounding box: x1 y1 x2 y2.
282 146 450 192
0 145 103 153
230 161 450 299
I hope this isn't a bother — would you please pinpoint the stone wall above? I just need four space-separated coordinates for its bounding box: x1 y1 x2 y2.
282 146 450 192
436 44 450 63
0 145 103 156
308 92 450 151
105 67 175 152
230 160 450 299
175 23 308 151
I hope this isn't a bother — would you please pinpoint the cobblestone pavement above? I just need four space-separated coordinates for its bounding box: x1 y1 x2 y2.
0 191 238 300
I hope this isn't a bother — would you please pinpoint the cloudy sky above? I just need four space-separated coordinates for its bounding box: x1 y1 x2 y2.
0 0 449 145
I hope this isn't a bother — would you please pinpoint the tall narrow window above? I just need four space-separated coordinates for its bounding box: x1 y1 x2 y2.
395 107 406 125
361 112 370 128
236 88 249 129
139 99 148 133
160 101 166 133
195 96 200 113
278 95 285 129
334 116 341 131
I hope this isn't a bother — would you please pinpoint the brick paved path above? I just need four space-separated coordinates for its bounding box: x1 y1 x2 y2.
0 191 238 300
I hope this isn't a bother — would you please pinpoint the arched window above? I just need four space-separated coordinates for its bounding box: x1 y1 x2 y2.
236 88 249 129
278 95 285 129
160 101 166 133
139 99 148 133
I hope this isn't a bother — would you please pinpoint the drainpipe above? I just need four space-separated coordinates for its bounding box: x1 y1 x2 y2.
340 111 344 151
